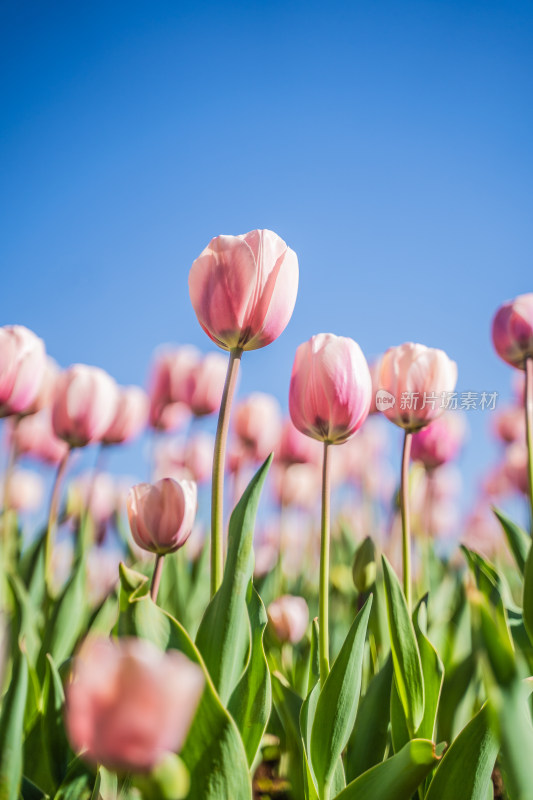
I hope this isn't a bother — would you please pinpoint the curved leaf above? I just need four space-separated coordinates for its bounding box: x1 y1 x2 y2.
493 507 530 574
0 643 28 800
413 595 444 740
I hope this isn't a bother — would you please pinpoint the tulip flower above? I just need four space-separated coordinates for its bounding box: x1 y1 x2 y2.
492 404 526 445
186 352 227 417
65 636 204 773
268 595 309 644
4 468 44 513
189 229 299 596
0 325 47 418
411 412 466 470
492 294 533 530
148 345 199 431
378 342 457 609
289 333 371 685
52 364 119 448
233 392 282 463
276 419 322 466
127 478 197 600
103 385 149 445
13 408 69 465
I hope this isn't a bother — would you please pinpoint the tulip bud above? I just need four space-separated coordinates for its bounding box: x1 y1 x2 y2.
13 408 69 465
234 392 282 462
127 478 197 555
189 229 299 351
267 595 309 644
103 386 149 445
148 346 199 430
5 468 44 513
352 537 376 593
0 325 47 417
276 419 322 466
411 412 466 470
52 364 120 447
289 333 372 444
492 293 533 369
65 636 204 772
377 343 457 432
186 352 227 417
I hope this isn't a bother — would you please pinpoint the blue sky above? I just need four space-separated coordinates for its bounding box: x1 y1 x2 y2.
1 0 532 516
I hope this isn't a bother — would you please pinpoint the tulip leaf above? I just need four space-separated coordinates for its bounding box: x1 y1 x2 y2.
425 703 498 800
413 595 444 741
489 679 533 800
493 506 530 573
0 642 28 800
310 596 372 797
117 563 252 800
51 757 93 800
228 581 272 766
381 555 425 735
20 776 49 799
390 679 410 754
271 672 307 800
196 455 272 704
346 654 393 781
301 680 345 800
523 538 533 646
41 655 69 787
7 574 41 666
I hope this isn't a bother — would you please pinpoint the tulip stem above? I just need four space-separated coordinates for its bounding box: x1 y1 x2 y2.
400 431 413 611
151 554 164 602
525 356 533 534
319 441 331 687
45 447 71 597
211 347 242 597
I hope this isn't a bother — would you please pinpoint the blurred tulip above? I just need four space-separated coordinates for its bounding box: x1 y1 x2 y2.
289 334 372 444
272 463 320 510
253 524 280 578
276 419 322 466
186 352 227 417
503 442 529 495
267 595 309 644
0 325 47 417
492 404 525 444
13 408 69 465
368 357 382 414
481 463 512 499
233 392 282 462
189 229 299 352
378 342 458 432
86 547 121 605
4 468 44 512
52 364 119 448
492 293 533 369
65 636 204 772
20 356 60 416
148 346 199 430
127 478 197 555
103 386 149 445
68 471 117 525
154 433 214 484
411 412 466 470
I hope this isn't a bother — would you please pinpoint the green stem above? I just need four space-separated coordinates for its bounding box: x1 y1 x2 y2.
319 441 331 687
150 554 164 602
45 448 71 597
525 356 533 534
210 348 242 597
400 431 412 611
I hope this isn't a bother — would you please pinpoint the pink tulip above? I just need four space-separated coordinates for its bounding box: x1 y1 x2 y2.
368 358 382 414
148 346 199 430
267 595 309 644
153 434 214 484
377 343 458 432
5 468 44 512
103 386 149 445
127 478 197 554
0 325 47 417
68 472 117 525
52 365 120 448
272 463 320 510
276 419 322 466
20 356 59 417
13 408 69 465
492 293 533 369
289 333 372 444
186 352 227 417
411 412 466 470
189 229 299 351
233 392 282 462
503 442 529 495
65 636 204 772
492 404 525 444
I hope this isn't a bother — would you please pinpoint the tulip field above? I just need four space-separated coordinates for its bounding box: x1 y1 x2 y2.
1 229 533 800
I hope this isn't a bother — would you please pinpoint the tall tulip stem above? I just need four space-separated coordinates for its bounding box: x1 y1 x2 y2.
151 554 164 602
525 356 533 533
211 347 242 597
45 447 71 597
400 431 413 610
319 441 331 687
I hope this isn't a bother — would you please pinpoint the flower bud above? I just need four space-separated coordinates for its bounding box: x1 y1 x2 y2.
52 364 119 447
103 386 149 445
189 229 299 351
148 346 199 430
233 392 282 462
186 352 227 417
411 412 466 469
492 293 533 369
127 478 197 555
267 595 309 644
13 408 69 465
0 325 47 417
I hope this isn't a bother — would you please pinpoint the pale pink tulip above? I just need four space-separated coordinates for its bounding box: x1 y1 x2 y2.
503 442 529 495
492 405 525 444
276 419 322 466
127 478 197 554
13 409 69 465
186 352 227 417
5 468 44 512
52 365 119 448
68 472 117 525
0 325 47 417
492 293 533 369
21 356 60 416
189 229 299 351
289 334 372 444
272 463 320 510
103 386 149 445
233 392 282 462
148 346 199 430
378 343 457 431
411 412 466 469
65 636 204 772
368 358 382 414
153 434 213 484
268 595 309 644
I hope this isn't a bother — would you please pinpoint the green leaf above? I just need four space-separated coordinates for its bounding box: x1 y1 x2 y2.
523 538 533 646
39 555 88 674
52 758 93 800
271 672 306 800
41 655 69 787
336 739 439 800
196 456 272 703
20 776 49 799
381 555 424 735
346 655 393 781
493 507 530 574
7 574 41 666
390 679 410 754
308 618 320 696
413 595 444 740
0 642 28 800
310 596 372 797
425 703 498 800
117 563 252 800
228 581 272 766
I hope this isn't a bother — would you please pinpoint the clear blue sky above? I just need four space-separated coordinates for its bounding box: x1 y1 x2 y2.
1 0 532 513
